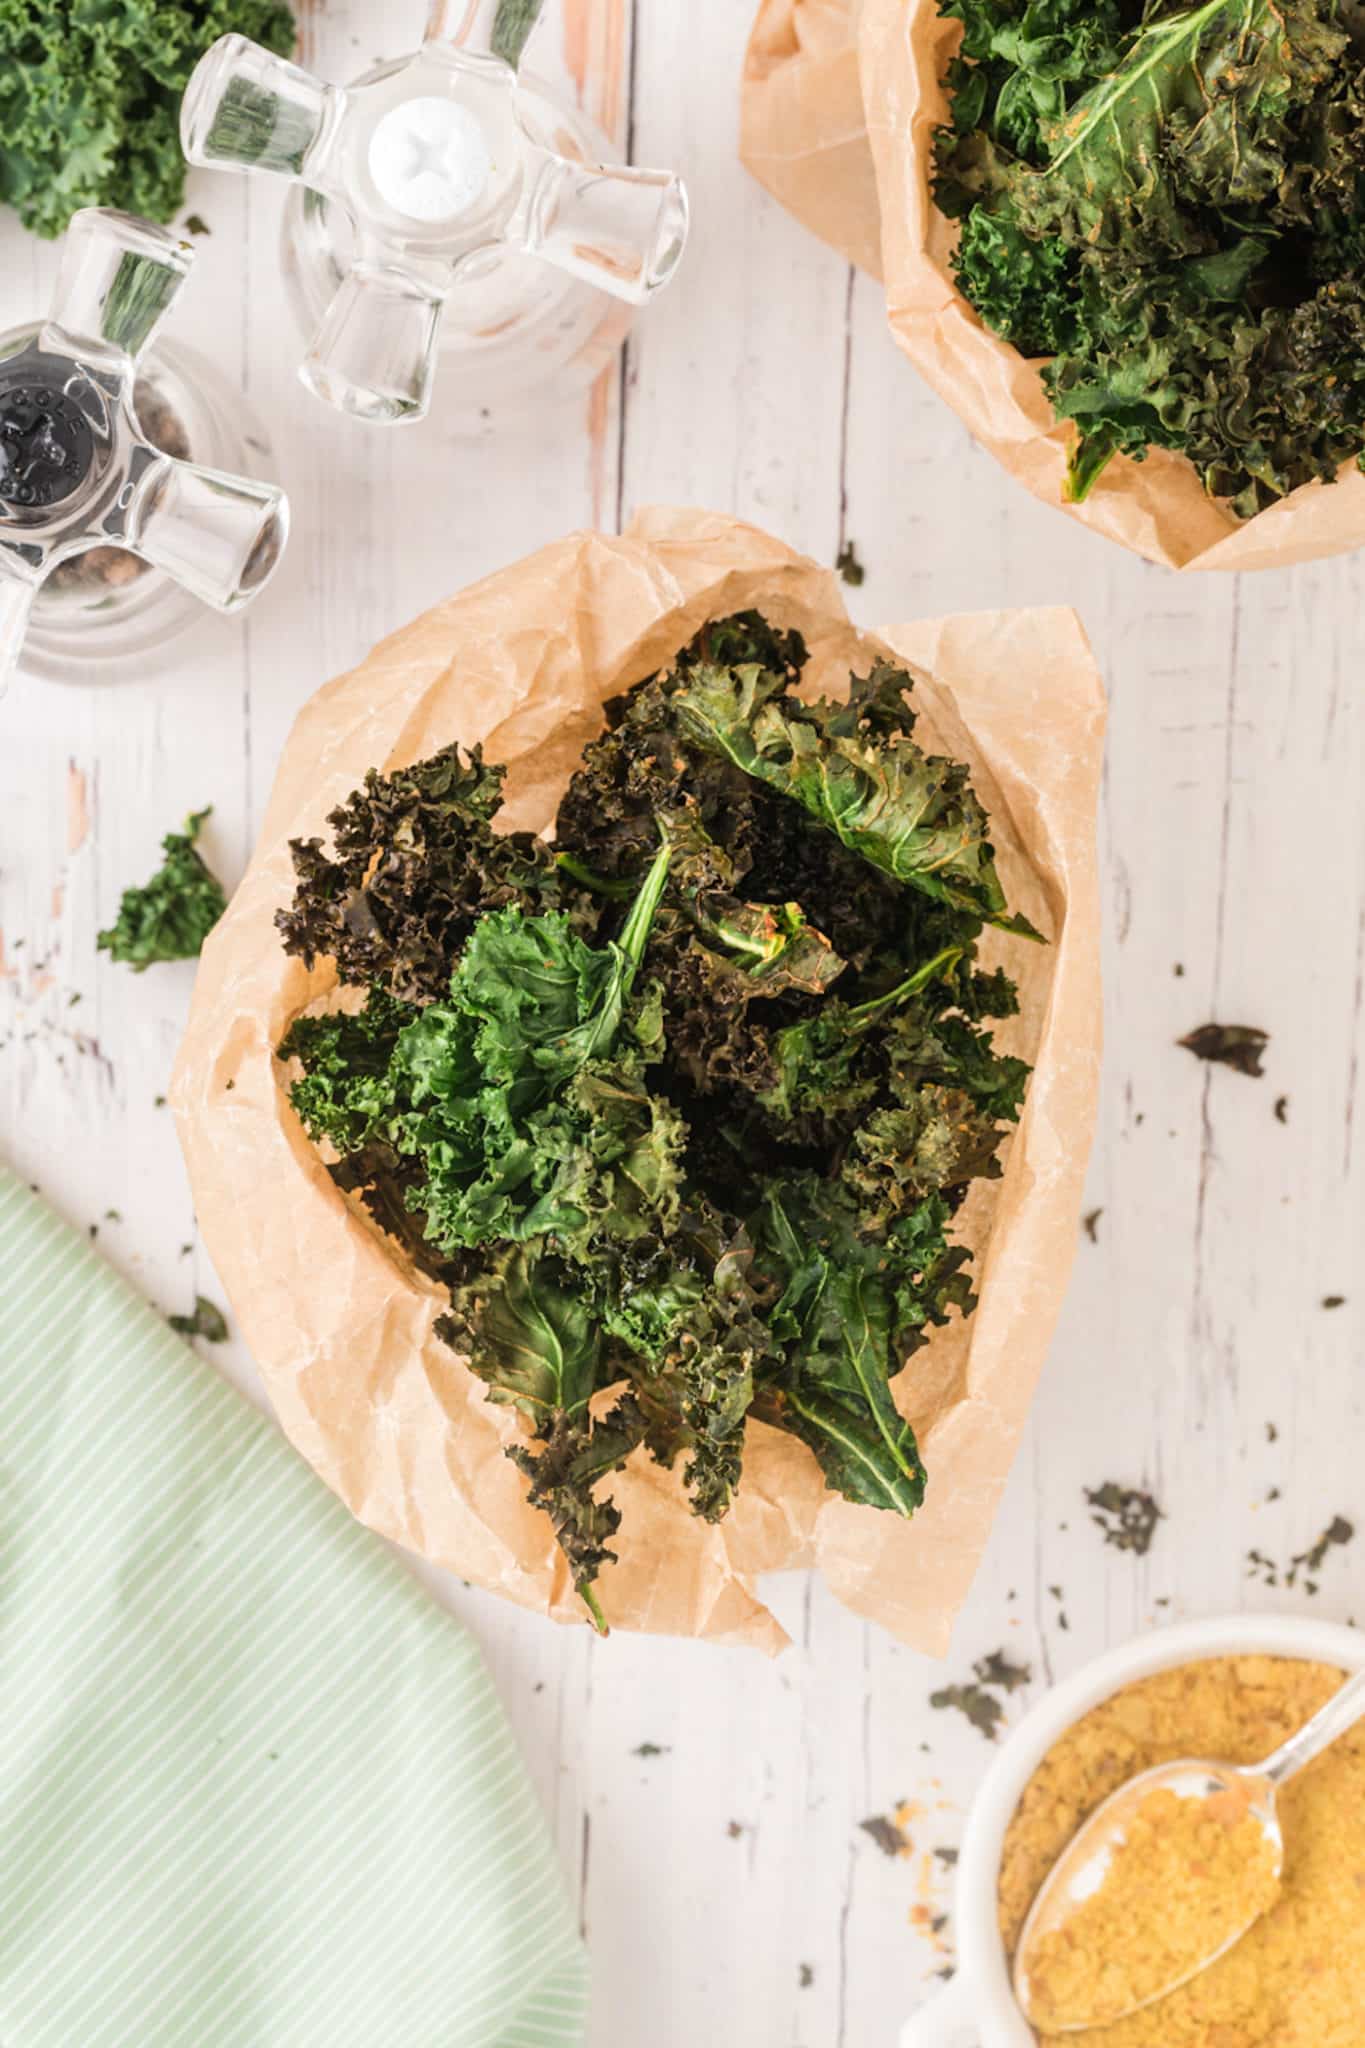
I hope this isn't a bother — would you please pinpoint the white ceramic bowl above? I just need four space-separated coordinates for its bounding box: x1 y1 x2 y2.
901 1614 1365 2047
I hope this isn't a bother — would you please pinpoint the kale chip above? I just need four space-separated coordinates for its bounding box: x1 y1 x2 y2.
97 808 227 970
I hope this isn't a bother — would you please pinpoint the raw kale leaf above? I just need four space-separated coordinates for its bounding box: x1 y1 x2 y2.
97 808 227 970
0 0 296 239
278 616 1036 1628
935 0 1365 513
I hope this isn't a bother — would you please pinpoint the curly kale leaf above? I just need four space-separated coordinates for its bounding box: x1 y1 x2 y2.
279 990 416 1155
438 1247 634 1631
0 0 296 239
97 808 227 970
669 658 1039 935
751 1178 933 1517
603 1216 778 1523
936 0 1365 511
277 743 590 1005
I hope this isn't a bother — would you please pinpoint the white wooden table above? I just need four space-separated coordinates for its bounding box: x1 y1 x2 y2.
3 3 1364 2042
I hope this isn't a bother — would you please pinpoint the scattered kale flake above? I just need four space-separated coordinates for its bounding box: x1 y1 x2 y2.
97 809 227 971
799 1964 815 1989
930 1681 1006 1742
1085 1481 1163 1556
0 1 296 239
1082 1207 1103 1244
860 1812 911 1858
933 0 1365 516
974 1648 1031 1692
276 612 1037 1630
168 1294 229 1343
1323 1295 1346 1310
1179 1025 1269 1078
836 539 866 586
1288 1516 1355 1588
632 1742 669 1757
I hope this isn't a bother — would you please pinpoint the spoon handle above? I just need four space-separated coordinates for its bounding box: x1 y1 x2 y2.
1261 1666 1365 1787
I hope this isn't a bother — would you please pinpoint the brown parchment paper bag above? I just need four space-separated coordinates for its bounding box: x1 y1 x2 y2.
742 0 1365 572
173 510 1104 1655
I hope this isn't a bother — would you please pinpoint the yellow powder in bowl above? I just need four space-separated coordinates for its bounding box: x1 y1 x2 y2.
999 1656 1365 2047
1022 1783 1281 2029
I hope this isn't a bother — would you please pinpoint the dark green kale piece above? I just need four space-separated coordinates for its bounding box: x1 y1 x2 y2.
276 743 592 1005
97 808 227 970
168 1294 228 1342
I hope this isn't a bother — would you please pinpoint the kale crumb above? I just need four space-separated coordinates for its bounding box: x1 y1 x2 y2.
1323 1295 1346 1310
798 1965 815 1989
1082 1207 1103 1244
836 540 866 586
934 1846 959 1867
1288 1517 1355 1589
860 1813 911 1858
1178 1024 1269 1078
184 213 212 236
930 1682 1004 1740
1274 1096 1289 1124
632 1742 669 1757
1085 1481 1163 1557
975 1649 1031 1692
168 1295 229 1343
1266 1422 1279 1444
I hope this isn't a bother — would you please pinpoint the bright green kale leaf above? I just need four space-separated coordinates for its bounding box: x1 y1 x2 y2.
97 808 227 970
0 0 296 239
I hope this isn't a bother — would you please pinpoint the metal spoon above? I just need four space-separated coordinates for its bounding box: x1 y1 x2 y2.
1013 1664 1365 2032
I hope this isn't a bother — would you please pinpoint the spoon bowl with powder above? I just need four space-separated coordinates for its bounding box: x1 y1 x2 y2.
1012 1665 1365 2032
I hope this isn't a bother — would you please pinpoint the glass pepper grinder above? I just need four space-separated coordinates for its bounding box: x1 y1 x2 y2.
0 208 289 691
180 0 690 424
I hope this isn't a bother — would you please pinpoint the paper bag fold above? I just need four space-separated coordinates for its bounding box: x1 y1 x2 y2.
174 510 1104 1654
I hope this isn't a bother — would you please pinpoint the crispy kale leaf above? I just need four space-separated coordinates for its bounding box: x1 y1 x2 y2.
0 0 296 239
670 658 1038 935
97 808 227 970
935 0 1365 513
277 743 590 1005
279 616 1036 1627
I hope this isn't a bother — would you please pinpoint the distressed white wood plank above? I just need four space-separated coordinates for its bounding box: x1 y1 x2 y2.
2 6 1365 2048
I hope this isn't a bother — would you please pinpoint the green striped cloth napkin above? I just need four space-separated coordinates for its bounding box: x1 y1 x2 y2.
0 1164 589 2048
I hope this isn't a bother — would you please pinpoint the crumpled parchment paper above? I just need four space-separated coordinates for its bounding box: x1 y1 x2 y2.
741 0 1365 571
173 509 1105 1654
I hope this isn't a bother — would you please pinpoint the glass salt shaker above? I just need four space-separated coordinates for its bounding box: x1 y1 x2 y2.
0 209 289 690
179 0 690 424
